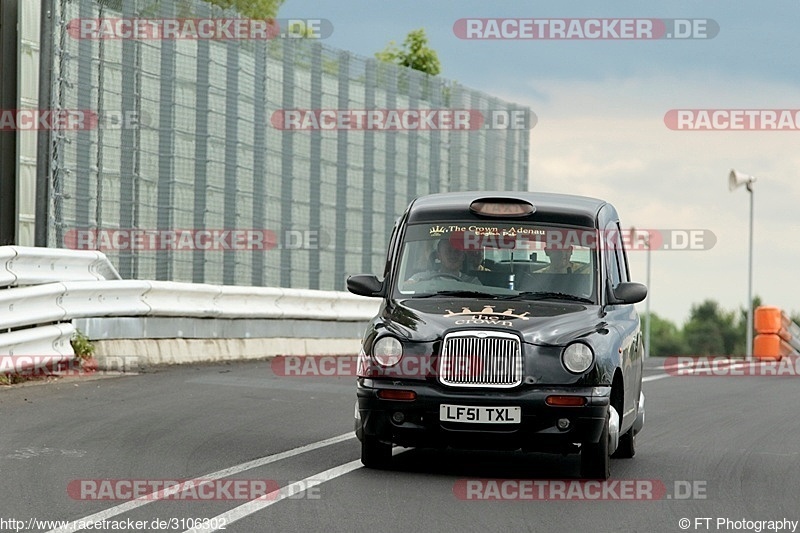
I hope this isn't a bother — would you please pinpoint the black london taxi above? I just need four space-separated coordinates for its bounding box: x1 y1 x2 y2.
346 191 647 479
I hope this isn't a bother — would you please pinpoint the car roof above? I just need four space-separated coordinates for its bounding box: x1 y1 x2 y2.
406 191 610 228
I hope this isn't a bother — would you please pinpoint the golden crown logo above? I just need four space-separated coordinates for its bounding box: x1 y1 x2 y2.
429 225 447 236
444 306 530 320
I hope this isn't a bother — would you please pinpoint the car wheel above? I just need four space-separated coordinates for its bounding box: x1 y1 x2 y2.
361 435 392 469
612 425 636 459
580 412 610 479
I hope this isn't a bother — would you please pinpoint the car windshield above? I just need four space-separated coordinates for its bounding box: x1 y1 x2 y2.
394 222 598 302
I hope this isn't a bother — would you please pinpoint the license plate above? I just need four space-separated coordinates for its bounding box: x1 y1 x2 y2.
439 404 521 424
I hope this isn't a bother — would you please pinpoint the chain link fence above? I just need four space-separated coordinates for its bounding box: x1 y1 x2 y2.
42 0 530 290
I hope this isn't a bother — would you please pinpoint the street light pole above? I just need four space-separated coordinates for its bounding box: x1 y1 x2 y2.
729 169 756 360
746 181 754 359
645 231 651 359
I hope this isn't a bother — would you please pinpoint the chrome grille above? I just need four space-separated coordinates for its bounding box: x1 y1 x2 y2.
439 331 522 388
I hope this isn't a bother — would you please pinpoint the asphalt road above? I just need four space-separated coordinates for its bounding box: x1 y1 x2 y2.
1 358 799 533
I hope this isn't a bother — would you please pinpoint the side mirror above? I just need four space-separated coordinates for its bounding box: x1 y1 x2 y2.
610 282 648 305
346 274 385 297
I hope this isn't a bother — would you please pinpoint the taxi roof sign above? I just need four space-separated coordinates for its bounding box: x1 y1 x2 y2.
469 198 535 218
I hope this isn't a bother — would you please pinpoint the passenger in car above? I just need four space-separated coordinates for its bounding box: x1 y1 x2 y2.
537 244 591 274
464 250 490 272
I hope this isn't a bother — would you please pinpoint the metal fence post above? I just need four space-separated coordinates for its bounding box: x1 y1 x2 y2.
361 59 376 274
119 0 141 278
155 0 176 280
279 40 295 287
223 38 240 285
333 50 350 291
250 39 267 287
308 42 323 289
34 0 54 247
191 35 210 283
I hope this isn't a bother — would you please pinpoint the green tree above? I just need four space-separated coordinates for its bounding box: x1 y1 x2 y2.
646 313 686 357
376 28 442 76
136 0 283 18
682 300 741 356
204 0 284 18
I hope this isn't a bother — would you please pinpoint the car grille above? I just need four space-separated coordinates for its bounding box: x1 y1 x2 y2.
439 331 522 388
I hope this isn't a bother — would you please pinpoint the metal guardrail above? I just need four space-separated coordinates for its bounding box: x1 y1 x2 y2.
0 246 121 288
0 247 379 363
1 246 122 358
0 324 76 358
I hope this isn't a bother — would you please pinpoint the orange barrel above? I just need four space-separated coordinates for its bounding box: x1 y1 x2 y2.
754 306 781 334
753 334 782 360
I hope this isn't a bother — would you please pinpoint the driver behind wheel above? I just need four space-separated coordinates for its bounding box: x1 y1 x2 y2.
406 238 481 284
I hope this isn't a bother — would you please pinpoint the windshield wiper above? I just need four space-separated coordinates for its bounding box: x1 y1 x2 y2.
501 291 594 304
411 290 506 299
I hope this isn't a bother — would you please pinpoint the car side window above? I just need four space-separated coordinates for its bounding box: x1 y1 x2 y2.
384 217 403 278
605 223 622 288
615 222 630 283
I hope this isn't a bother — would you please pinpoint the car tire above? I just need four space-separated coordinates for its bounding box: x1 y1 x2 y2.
580 412 610 479
612 425 636 459
361 435 392 469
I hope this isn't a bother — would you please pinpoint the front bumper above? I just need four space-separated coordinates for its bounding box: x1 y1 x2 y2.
356 379 610 454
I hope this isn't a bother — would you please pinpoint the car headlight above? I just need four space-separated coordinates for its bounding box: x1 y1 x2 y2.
562 342 594 374
371 336 403 367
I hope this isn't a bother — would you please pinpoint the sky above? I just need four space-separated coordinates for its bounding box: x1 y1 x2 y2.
280 0 800 326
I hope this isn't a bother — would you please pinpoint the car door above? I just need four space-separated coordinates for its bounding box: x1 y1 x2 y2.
604 221 643 429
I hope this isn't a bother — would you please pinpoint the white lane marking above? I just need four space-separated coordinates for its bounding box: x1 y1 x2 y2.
4 447 87 459
660 359 744 373
183 448 408 533
46 432 356 533
184 460 363 532
644 358 745 381
645 358 737 381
